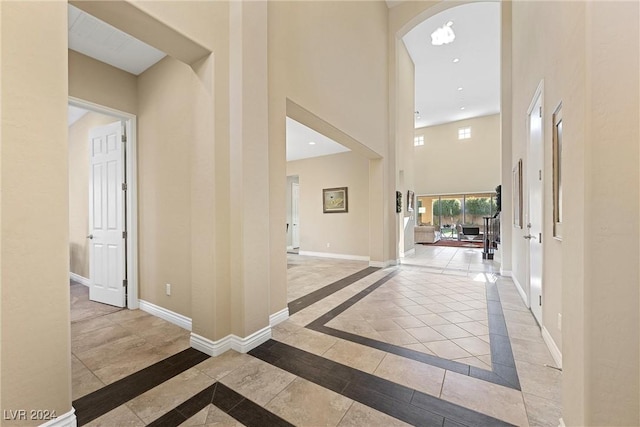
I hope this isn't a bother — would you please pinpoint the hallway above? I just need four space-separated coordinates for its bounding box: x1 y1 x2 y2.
71 251 561 426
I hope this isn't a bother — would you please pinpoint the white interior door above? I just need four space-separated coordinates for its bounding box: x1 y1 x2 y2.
527 91 544 325
89 121 126 307
292 183 300 249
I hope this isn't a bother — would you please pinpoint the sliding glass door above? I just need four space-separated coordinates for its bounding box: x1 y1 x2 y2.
417 192 497 234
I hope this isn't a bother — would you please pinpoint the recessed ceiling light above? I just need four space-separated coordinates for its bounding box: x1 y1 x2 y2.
446 21 453 27
309 141 316 145
461 107 465 110
453 58 460 63
457 87 463 91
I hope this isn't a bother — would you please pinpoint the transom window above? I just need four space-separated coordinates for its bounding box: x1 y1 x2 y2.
414 135 425 146
458 127 471 140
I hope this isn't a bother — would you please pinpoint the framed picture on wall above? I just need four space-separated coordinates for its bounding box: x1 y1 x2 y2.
323 187 348 213
407 190 415 212
513 159 523 228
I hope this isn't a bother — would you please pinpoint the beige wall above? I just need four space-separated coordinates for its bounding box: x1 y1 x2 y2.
397 40 416 255
268 0 391 313
512 1 639 425
414 114 501 196
511 0 565 362
1 1 72 422
287 152 370 258
69 50 137 115
71 1 238 340
69 111 121 279
137 56 197 317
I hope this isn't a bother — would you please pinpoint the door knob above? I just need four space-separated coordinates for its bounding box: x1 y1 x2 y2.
523 234 537 240
87 234 94 239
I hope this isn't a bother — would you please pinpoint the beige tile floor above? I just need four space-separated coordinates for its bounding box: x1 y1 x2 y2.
401 244 501 273
324 269 493 370
71 288 191 401
71 248 561 427
287 255 369 302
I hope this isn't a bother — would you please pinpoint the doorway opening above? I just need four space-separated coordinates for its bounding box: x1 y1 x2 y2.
286 176 300 254
68 97 139 313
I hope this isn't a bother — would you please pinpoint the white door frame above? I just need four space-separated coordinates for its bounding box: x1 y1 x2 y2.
69 96 139 310
525 80 544 325
292 182 300 249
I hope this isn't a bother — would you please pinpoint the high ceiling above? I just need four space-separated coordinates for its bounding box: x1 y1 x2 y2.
402 2 501 128
67 3 500 158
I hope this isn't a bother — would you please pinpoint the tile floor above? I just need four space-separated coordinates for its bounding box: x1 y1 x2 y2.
71 248 561 426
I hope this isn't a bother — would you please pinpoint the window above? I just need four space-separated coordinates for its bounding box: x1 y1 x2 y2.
414 135 424 146
458 127 471 140
417 192 498 229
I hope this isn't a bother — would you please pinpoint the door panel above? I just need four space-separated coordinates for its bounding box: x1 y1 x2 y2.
528 92 544 325
89 121 125 307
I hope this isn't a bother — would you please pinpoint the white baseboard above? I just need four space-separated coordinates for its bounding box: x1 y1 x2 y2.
299 251 369 262
139 300 192 331
69 272 90 287
542 326 563 369
510 273 530 308
369 259 398 268
270 307 289 327
40 408 76 427
559 417 566 427
190 325 272 357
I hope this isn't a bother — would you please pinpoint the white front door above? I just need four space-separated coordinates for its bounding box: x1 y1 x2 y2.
88 121 126 307
527 89 544 325
292 182 300 249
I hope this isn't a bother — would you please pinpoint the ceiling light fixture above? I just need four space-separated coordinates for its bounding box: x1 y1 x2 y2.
309 141 316 145
431 21 455 46
457 87 463 91
461 107 465 110
453 58 460 63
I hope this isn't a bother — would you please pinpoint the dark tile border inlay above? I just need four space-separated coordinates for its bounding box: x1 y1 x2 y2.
147 382 293 427
250 339 515 427
287 266 380 315
73 347 210 426
305 268 521 390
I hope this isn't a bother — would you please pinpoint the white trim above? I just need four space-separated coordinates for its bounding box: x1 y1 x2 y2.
191 333 233 356
286 245 294 251
69 272 90 287
298 251 369 262
69 97 139 310
39 408 76 427
369 259 398 268
542 326 563 369
190 325 272 357
139 300 192 331
559 418 566 427
126 116 139 310
500 269 512 277
269 308 289 327
511 273 530 308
